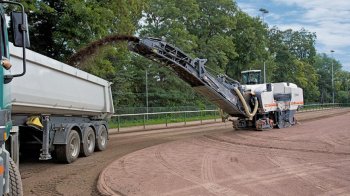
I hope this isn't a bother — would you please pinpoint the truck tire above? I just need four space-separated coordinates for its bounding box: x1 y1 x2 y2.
95 125 108 151
80 127 95 157
56 129 81 163
8 157 23 196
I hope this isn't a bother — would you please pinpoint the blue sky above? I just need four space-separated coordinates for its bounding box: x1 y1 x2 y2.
236 0 350 71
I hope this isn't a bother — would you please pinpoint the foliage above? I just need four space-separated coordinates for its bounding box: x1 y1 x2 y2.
21 0 144 61
228 11 268 79
314 54 347 103
137 0 240 108
268 27 319 102
18 0 350 109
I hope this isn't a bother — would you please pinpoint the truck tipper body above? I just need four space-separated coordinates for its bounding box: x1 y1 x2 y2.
9 43 114 164
10 43 114 117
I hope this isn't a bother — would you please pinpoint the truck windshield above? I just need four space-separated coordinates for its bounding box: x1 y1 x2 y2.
241 71 261 85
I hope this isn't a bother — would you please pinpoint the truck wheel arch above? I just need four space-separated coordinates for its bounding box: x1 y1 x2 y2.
52 124 82 145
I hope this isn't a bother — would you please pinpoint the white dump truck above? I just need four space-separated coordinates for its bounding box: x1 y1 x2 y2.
9 43 114 164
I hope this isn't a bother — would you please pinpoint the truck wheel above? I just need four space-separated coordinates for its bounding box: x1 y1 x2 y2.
80 127 95 157
95 126 108 151
7 157 23 196
56 129 81 163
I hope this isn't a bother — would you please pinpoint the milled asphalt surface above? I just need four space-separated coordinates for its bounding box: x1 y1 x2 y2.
98 109 350 196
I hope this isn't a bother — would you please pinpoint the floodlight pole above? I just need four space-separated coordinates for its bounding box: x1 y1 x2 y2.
146 69 149 119
331 50 335 104
259 8 269 83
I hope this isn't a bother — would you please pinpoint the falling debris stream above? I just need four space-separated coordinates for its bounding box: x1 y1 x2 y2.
67 35 139 66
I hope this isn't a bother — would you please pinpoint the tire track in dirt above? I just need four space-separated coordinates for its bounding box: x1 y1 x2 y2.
222 132 336 157
204 135 350 156
188 135 350 192
319 133 350 148
168 159 350 195
235 159 350 192
235 163 331 186
199 153 247 196
189 158 350 192
154 147 243 196
201 153 215 183
232 131 332 147
319 187 350 196
191 136 294 159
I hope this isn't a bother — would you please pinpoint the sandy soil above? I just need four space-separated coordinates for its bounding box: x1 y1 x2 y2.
19 108 350 195
99 110 350 195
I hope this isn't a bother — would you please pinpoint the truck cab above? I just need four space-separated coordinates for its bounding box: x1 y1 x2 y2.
0 2 29 195
0 6 12 194
241 70 262 85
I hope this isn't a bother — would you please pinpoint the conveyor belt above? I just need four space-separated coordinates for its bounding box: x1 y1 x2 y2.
69 35 250 117
128 38 247 117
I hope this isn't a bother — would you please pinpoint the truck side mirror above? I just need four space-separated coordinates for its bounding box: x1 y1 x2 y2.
11 12 30 48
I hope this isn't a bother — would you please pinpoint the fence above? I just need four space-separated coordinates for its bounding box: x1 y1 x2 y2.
115 106 218 114
110 103 350 132
299 103 350 112
110 109 220 132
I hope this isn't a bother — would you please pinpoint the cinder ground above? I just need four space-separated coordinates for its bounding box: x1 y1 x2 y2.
20 109 350 196
99 110 350 195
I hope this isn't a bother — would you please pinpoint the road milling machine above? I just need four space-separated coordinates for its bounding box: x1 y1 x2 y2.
127 37 303 130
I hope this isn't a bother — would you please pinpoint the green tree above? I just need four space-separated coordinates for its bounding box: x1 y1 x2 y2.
190 0 238 71
335 70 350 103
22 0 349 108
136 0 240 108
314 54 344 103
139 0 237 108
21 0 144 61
19 0 147 109
228 11 269 79
268 27 319 102
282 28 316 64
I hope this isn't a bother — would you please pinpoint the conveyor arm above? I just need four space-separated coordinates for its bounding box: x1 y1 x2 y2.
128 37 258 118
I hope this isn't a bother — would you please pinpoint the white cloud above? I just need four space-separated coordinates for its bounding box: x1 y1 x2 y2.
237 2 282 20
237 2 257 16
269 0 350 71
271 0 350 9
236 0 350 70
276 22 350 49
